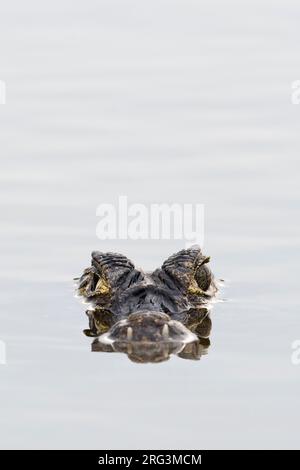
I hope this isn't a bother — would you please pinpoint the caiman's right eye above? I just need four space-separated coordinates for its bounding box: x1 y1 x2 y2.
77 268 110 297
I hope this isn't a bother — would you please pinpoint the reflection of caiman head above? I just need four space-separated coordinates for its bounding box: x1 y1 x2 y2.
75 246 217 363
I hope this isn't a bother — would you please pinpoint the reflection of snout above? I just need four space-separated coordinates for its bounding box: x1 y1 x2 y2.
115 341 184 364
99 311 198 345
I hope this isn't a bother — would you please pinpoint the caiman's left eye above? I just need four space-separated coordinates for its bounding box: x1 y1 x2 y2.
195 264 212 291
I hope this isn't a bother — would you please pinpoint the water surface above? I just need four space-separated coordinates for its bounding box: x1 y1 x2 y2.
0 0 299 449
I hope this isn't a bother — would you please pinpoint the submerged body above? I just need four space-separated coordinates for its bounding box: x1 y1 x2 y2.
76 246 217 362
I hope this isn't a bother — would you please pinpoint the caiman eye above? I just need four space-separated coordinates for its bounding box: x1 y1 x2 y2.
77 268 110 297
195 264 212 291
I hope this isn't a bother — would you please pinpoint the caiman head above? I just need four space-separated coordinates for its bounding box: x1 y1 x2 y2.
75 246 217 363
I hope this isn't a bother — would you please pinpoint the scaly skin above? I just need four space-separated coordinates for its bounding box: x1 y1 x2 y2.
76 246 217 363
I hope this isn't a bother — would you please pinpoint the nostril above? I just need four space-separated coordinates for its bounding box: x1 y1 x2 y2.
160 304 170 313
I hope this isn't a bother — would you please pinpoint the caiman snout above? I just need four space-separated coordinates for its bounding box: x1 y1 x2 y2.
99 311 198 345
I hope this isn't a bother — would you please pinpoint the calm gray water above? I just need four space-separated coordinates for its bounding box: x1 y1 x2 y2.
0 0 300 450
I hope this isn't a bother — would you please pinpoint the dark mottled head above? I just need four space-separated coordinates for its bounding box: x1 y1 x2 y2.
76 246 217 361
